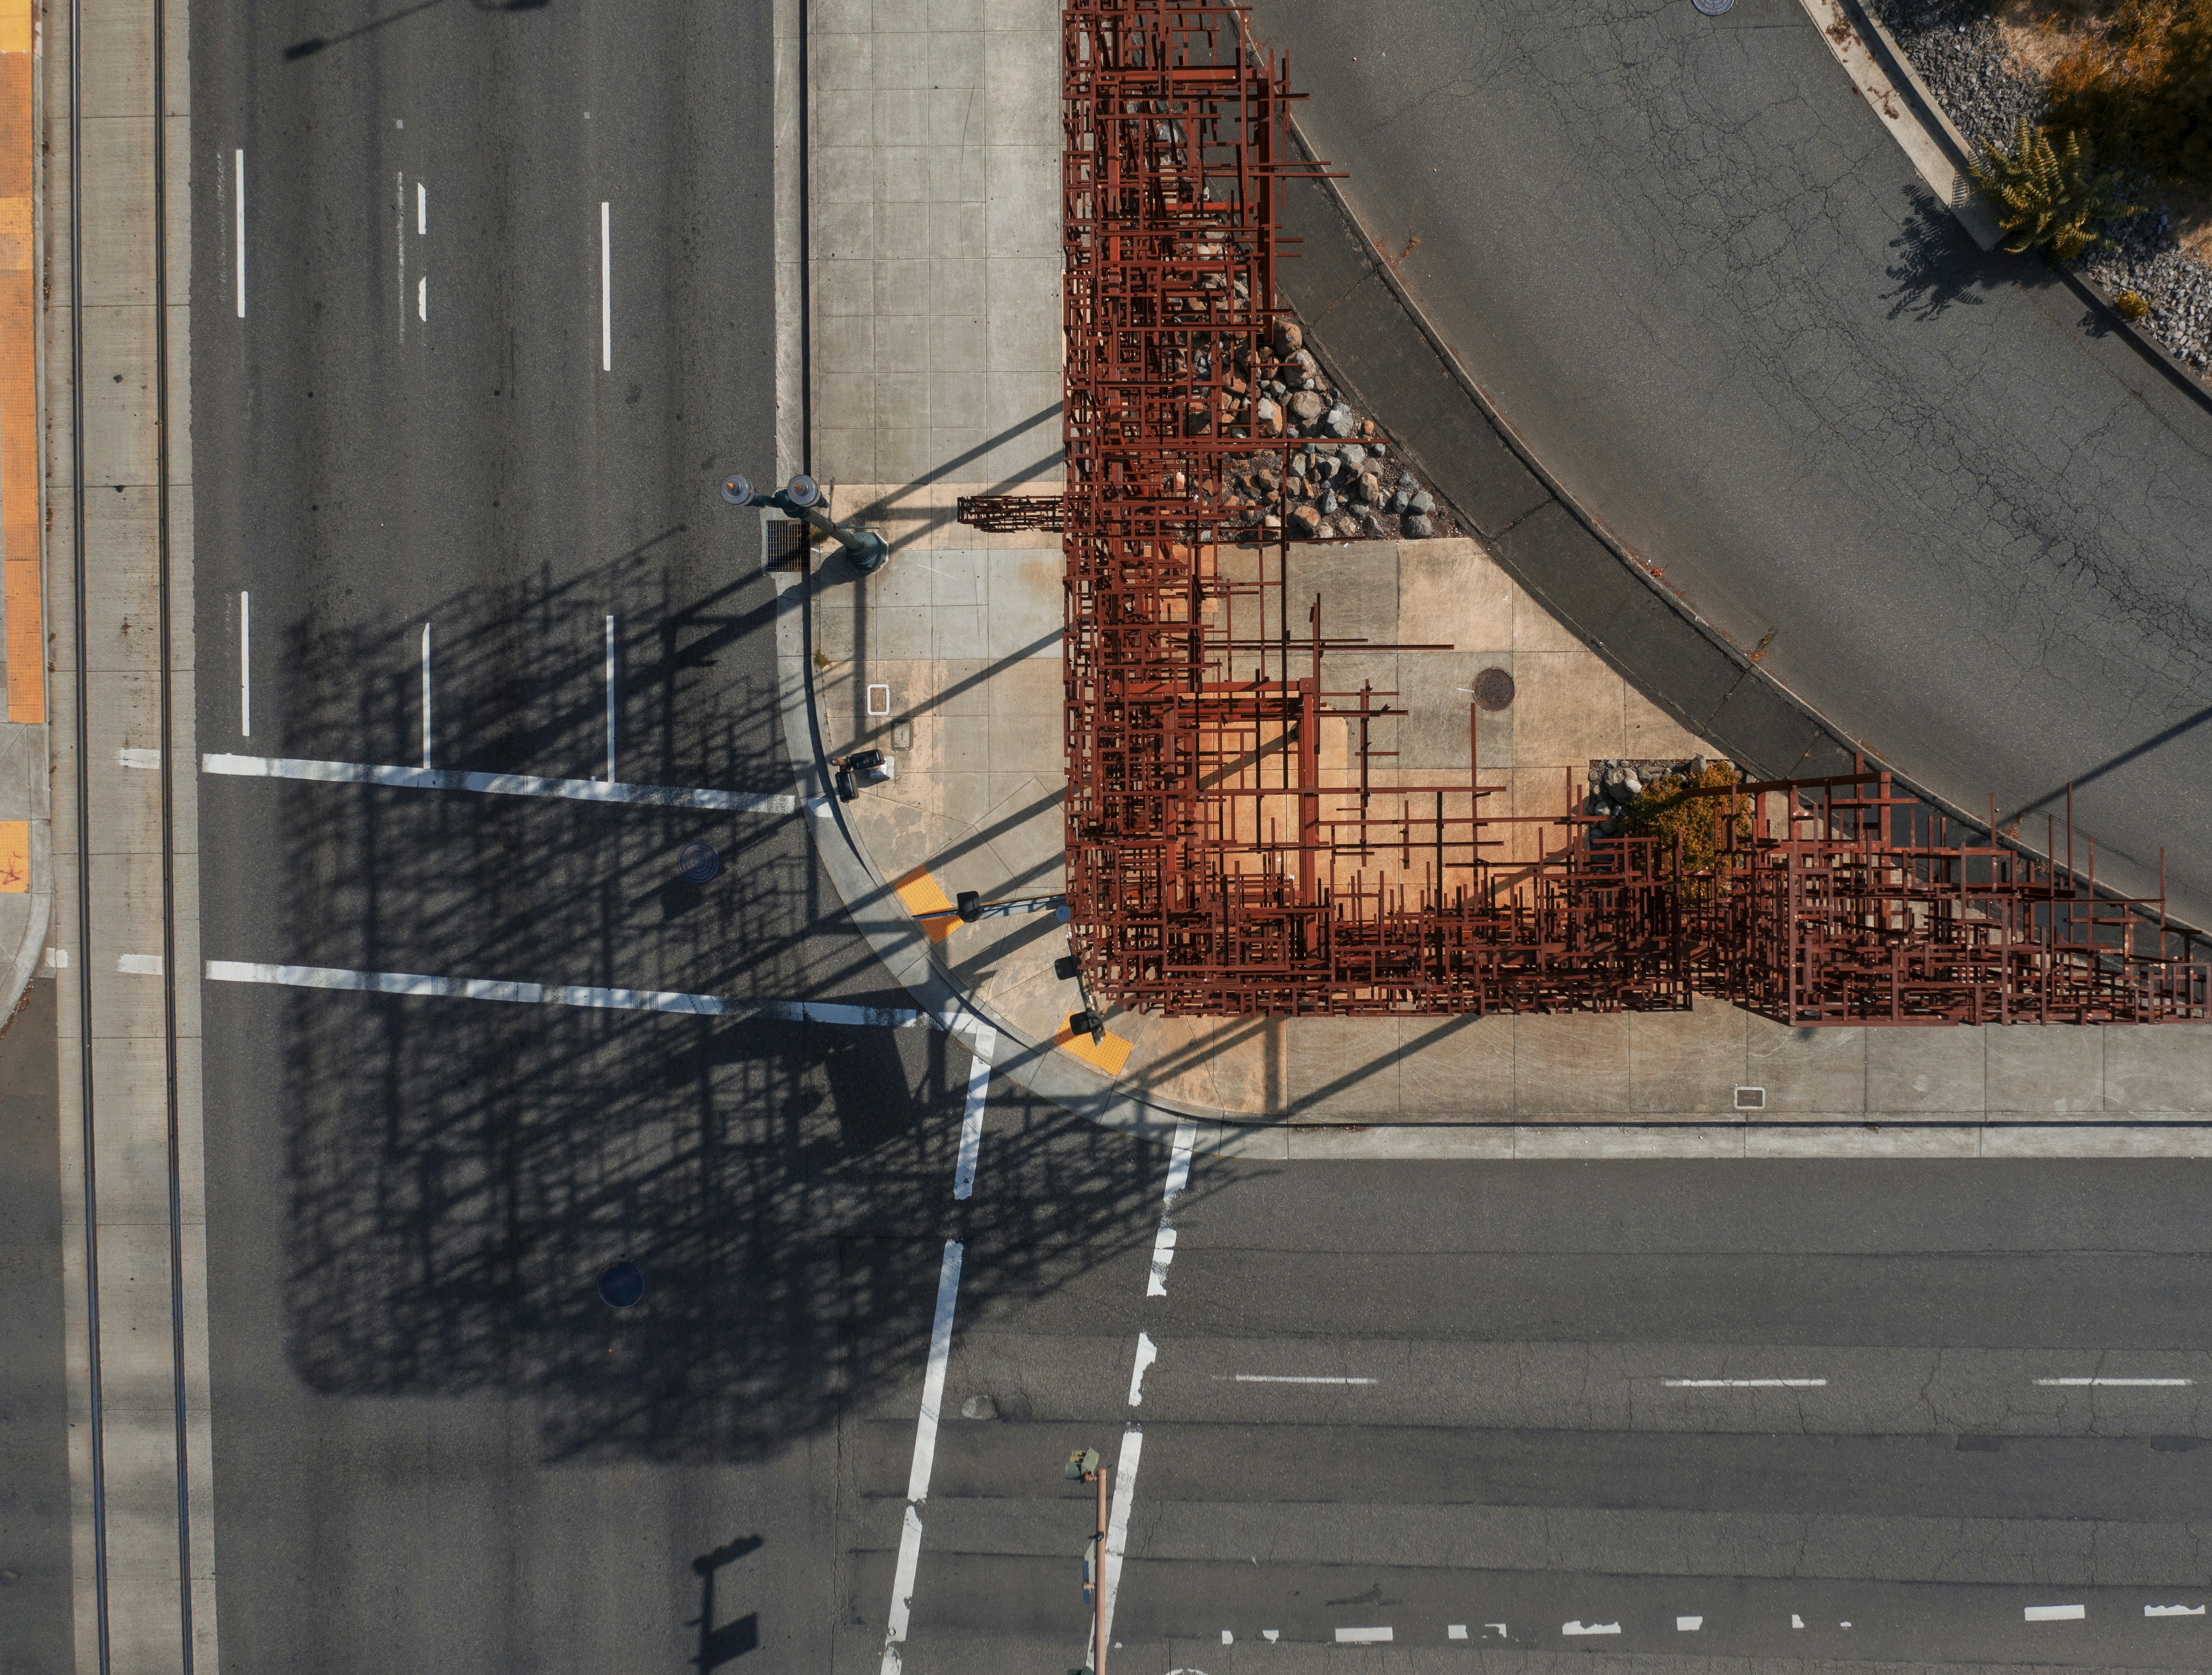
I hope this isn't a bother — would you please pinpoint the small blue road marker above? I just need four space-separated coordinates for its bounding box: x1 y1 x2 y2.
597 1260 645 1308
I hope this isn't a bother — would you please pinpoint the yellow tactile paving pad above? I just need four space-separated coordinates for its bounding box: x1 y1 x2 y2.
1054 1014 1134 1078
0 6 37 724
892 866 958 944
0 819 26 891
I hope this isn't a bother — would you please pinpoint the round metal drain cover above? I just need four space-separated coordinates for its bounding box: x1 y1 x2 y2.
1693 0 1734 13
1472 667 1516 712
678 840 721 884
597 1260 645 1309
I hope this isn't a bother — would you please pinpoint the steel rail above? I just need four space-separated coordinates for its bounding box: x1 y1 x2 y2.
64 0 113 1662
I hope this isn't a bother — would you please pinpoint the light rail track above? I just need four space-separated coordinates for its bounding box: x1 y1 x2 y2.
64 0 195 1664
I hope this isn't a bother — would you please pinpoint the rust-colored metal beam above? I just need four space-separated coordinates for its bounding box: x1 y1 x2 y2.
951 0 2204 1027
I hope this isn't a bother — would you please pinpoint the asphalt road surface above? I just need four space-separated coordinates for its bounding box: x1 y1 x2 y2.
884 1158 2212 1673
184 0 912 1667
174 0 2212 1672
1250 0 2212 930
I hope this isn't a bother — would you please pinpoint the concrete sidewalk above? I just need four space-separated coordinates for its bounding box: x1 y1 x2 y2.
0 0 47 1029
781 0 2212 1160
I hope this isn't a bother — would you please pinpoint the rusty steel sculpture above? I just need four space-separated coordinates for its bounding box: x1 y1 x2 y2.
956 0 2204 1026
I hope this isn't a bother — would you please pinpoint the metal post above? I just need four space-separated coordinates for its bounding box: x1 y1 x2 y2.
720 472 888 572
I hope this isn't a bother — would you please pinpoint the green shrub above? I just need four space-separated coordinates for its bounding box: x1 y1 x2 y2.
1967 117 2144 256
1619 763 1748 891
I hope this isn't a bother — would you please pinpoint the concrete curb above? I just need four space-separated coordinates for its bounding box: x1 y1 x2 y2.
773 559 2212 1163
1808 0 2212 417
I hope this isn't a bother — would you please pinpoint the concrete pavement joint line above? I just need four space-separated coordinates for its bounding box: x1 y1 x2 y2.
197 752 798 814
202 961 932 1026
880 1239 963 1675
2026 1604 2087 1621
950 1022 996 1201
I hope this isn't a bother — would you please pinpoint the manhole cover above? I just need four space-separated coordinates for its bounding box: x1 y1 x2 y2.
1692 0 1734 13
678 840 721 884
597 1260 645 1309
1472 667 1516 712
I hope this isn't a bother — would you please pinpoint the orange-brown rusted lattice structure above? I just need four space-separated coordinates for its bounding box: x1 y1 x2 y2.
955 0 2204 1025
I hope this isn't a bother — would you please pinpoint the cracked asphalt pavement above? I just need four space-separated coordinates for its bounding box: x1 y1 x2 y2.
1248 0 2212 928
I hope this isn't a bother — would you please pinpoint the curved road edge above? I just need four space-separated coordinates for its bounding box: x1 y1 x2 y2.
1272 116 2207 940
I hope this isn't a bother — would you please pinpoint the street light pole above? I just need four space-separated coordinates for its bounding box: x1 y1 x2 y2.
720 472 890 573
1066 1446 1108 1675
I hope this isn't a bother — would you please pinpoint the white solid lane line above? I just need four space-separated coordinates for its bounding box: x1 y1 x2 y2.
235 149 246 317
1229 1374 1374 1386
2025 1604 2086 1622
240 590 251 736
599 201 612 372
1676 1616 1703 1631
950 1023 997 1201
1145 1225 1177 1297
421 623 433 768
203 960 933 1026
417 180 426 236
1098 1426 1142 1651
1335 1627 1392 1644
1163 1116 1195 1207
2147 1604 2206 1617
605 614 617 783
1446 1625 1467 1640
1127 1332 1158 1405
2037 1377 2191 1386
880 1240 964 1675
1664 1379 1826 1388
1562 1622 1620 1637
200 752 797 814
418 276 426 322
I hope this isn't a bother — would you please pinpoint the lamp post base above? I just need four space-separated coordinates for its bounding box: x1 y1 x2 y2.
842 528 890 574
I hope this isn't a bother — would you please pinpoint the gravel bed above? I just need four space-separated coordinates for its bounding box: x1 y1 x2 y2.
1868 0 2212 377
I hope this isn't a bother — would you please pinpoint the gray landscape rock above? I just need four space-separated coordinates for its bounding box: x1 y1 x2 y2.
1409 490 1436 514
1404 513 1435 538
1324 406 1358 438
1288 391 1328 429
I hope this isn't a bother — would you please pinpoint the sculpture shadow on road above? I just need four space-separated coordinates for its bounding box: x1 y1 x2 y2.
1882 185 2005 322
267 549 1198 1467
